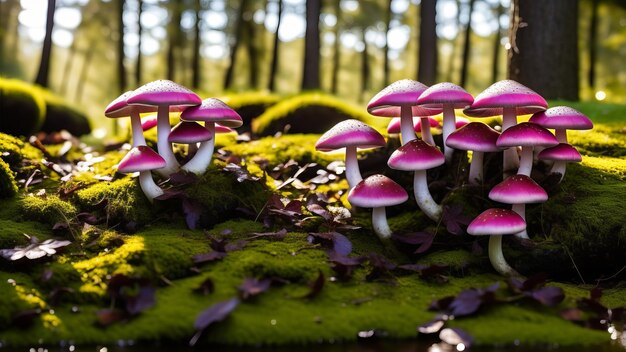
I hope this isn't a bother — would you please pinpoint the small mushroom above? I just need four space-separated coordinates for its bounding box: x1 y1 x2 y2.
141 113 158 132
386 116 440 145
537 143 582 181
105 91 157 147
347 174 408 240
467 208 526 277
387 139 445 221
315 119 386 189
116 145 166 202
496 122 558 177
168 121 212 159
445 122 500 185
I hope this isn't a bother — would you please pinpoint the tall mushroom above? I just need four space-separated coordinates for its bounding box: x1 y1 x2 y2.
467 208 526 277
179 98 243 175
445 122 500 185
116 145 166 202
315 119 386 189
464 80 547 176
367 79 441 145
105 91 156 147
387 116 440 145
347 174 408 240
496 122 558 177
387 139 445 221
416 82 474 162
126 80 202 177
537 143 582 181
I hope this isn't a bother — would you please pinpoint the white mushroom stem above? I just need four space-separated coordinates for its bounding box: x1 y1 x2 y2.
517 146 534 177
181 123 215 175
400 105 416 145
138 171 164 203
419 117 435 146
555 129 568 143
156 105 180 177
511 203 530 240
344 145 363 189
413 170 442 221
550 161 568 182
488 235 521 277
468 150 484 185
129 112 147 147
372 206 393 240
502 107 520 176
442 105 456 162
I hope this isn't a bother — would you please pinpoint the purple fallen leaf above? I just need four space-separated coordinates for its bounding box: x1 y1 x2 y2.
193 251 228 265
331 232 352 256
392 232 434 245
306 203 332 221
168 171 198 186
303 270 325 299
125 285 156 315
193 278 215 296
182 198 203 230
96 308 126 327
77 212 100 225
417 318 446 334
521 273 548 291
449 289 482 317
560 308 584 322
238 278 272 300
439 327 474 348
249 229 288 241
577 298 609 317
429 296 455 311
224 240 247 252
328 252 365 281
530 286 565 307
193 297 240 330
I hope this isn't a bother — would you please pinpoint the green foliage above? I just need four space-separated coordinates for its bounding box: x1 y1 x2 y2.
39 90 91 136
18 194 77 225
0 158 18 198
0 132 44 166
0 77 46 136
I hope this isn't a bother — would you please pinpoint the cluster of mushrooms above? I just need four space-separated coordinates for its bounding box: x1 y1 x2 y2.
315 79 593 277
105 80 242 202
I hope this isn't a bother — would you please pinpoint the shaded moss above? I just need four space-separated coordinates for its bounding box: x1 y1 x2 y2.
18 194 77 225
0 158 18 198
0 78 46 136
219 92 282 133
39 90 91 136
0 218 52 249
0 132 43 167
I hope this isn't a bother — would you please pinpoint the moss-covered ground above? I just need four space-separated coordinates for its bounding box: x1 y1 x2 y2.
0 99 624 350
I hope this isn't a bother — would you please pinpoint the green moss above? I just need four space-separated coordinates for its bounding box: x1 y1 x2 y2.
0 132 43 167
0 272 45 328
219 92 282 133
0 78 47 136
0 158 18 197
417 250 476 271
0 218 52 249
39 90 91 136
18 194 77 225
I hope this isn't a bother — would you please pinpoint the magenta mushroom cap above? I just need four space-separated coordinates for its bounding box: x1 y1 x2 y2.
387 117 439 134
416 82 474 110
463 80 548 117
348 174 408 208
105 91 157 118
387 139 445 171
141 114 158 131
537 143 582 162
496 122 559 148
489 175 548 204
117 146 166 173
529 106 593 130
467 208 527 236
180 98 243 128
446 122 500 152
316 119 386 151
168 121 212 144
455 116 471 129
126 80 201 107
215 124 236 134
367 79 442 117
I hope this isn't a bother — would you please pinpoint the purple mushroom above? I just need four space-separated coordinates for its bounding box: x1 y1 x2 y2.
416 82 474 162
105 91 157 147
537 143 582 181
489 175 548 240
179 98 243 175
116 145 166 202
347 174 408 240
467 208 526 277
445 122 500 185
315 119 386 189
141 113 158 132
367 79 442 145
386 116 440 145
126 80 202 177
496 122 559 177
168 121 213 158
387 139 445 221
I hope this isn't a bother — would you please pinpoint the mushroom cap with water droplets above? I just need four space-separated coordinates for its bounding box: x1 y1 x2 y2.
315 119 386 151
496 122 559 148
180 98 243 128
463 80 547 117
105 91 157 118
367 79 442 117
489 175 548 204
467 208 526 236
537 143 582 162
529 106 593 130
387 139 445 171
348 174 408 208
126 80 201 107
416 82 474 110
116 146 166 173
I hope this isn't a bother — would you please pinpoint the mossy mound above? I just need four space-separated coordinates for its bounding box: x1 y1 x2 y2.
0 132 44 166
220 92 282 133
0 77 46 136
251 93 386 136
0 158 18 198
40 90 91 136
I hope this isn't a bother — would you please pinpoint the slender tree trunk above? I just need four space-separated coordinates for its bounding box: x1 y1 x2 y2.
224 0 248 90
459 0 475 87
34 0 56 87
491 1 504 83
268 0 283 91
382 0 392 86
75 42 96 104
418 0 437 85
588 0 599 90
9 2 20 61
330 0 341 94
360 29 370 102
116 0 127 93
508 0 579 100
445 0 462 82
245 14 259 89
167 0 182 81
301 0 321 90
136 0 143 85
191 0 202 89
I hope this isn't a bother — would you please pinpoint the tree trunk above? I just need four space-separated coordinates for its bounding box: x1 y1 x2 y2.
116 0 127 93
136 0 143 86
508 0 579 100
491 1 504 83
588 0 599 90
445 0 462 82
459 0 475 87
268 0 283 91
330 0 341 94
360 29 370 102
34 0 56 88
191 0 202 89
301 0 321 90
224 0 248 90
245 13 259 89
417 0 437 85
166 0 182 81
382 0 392 86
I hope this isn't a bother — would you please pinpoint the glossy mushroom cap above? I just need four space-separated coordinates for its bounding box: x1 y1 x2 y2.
367 79 442 117
467 208 527 236
529 106 593 130
348 174 408 208
537 143 582 162
386 117 439 134
496 122 559 148
180 98 243 128
215 124 236 134
117 146 167 173
387 139 445 171
126 80 201 107
446 122 500 152
315 119 386 152
168 121 212 144
463 80 547 117
105 91 157 118
489 175 548 204
416 82 474 111
456 116 471 128
141 114 158 131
